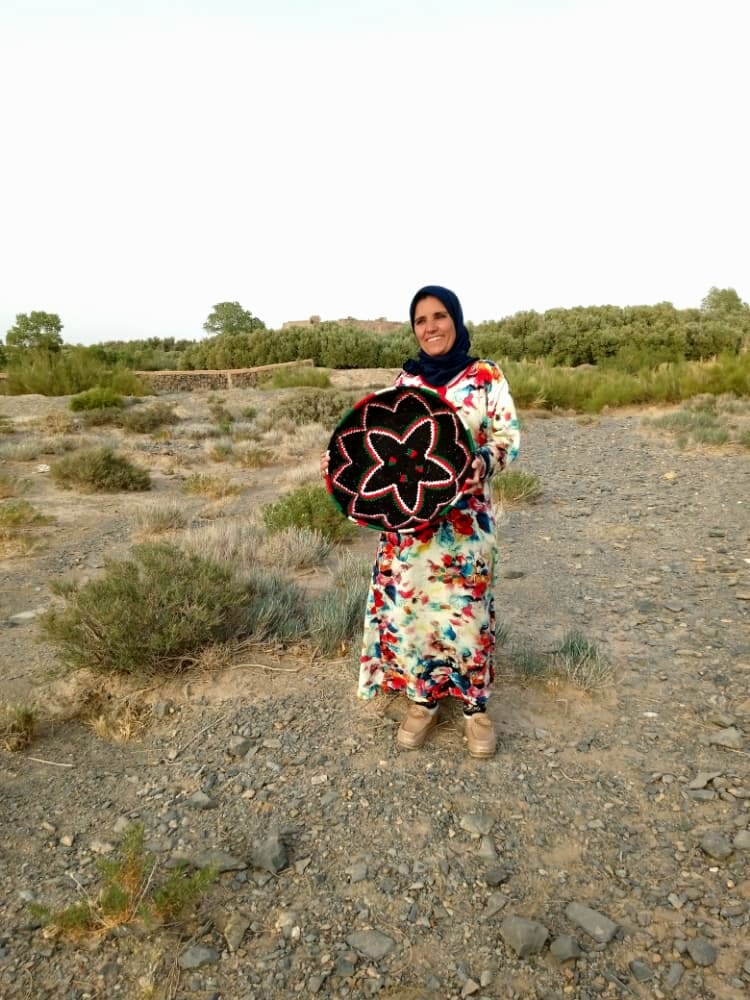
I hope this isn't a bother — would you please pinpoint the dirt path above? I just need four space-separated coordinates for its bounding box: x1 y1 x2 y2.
0 381 748 999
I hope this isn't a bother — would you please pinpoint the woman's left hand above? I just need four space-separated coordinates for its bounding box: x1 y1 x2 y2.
462 455 486 493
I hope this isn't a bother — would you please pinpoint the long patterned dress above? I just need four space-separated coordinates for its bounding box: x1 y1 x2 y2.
357 360 521 710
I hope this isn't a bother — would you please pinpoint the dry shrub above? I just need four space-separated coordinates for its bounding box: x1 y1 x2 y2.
0 439 47 462
492 469 542 506
134 501 190 537
119 402 179 434
278 422 329 459
35 411 78 434
206 439 234 462
307 550 370 655
0 471 30 498
182 473 241 498
281 460 323 489
87 702 148 743
233 444 275 468
181 521 262 576
256 525 332 570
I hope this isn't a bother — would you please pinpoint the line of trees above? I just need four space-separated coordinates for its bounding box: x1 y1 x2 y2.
3 289 749 375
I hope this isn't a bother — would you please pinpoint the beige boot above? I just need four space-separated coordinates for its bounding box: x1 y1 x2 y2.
397 704 439 750
464 713 496 758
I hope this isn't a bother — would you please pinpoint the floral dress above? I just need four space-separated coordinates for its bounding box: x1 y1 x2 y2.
358 360 521 710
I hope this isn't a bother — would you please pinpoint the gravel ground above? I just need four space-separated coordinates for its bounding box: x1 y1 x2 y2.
1 382 749 1000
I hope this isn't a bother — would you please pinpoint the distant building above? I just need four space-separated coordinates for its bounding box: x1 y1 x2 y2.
281 315 404 334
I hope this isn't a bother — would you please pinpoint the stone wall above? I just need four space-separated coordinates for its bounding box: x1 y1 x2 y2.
136 359 314 392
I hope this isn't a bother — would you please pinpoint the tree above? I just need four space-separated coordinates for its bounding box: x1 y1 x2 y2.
203 302 265 336
6 311 64 351
700 287 748 313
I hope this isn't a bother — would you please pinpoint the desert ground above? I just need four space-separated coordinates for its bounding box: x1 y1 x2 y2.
0 372 749 1000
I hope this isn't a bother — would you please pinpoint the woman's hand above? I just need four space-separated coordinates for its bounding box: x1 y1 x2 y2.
320 450 330 479
462 455 487 493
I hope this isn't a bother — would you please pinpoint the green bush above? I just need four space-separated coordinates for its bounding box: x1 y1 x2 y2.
4 347 146 397
262 484 355 542
52 448 151 492
70 387 124 412
492 469 542 505
260 367 332 389
0 499 51 528
39 543 249 675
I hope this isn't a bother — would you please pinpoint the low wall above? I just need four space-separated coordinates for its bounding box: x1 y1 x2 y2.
136 359 314 392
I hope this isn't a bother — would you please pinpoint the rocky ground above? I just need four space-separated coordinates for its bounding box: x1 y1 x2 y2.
0 377 749 1000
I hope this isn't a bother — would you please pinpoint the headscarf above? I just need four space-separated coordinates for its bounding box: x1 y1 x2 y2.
402 284 477 387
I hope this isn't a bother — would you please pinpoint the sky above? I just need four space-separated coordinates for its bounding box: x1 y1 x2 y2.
1 0 748 346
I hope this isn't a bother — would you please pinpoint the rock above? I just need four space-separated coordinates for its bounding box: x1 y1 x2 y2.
700 831 733 860
664 962 684 991
461 979 481 997
346 929 395 961
688 771 723 790
178 946 220 970
482 892 508 920
187 791 217 810
686 937 717 967
346 861 368 883
500 916 549 957
223 912 250 952
565 902 618 944
227 736 251 757
251 831 288 874
459 813 494 836
112 816 131 835
550 935 582 962
733 830 750 851
482 866 511 886
478 835 497 860
707 727 743 750
191 850 247 873
629 959 653 982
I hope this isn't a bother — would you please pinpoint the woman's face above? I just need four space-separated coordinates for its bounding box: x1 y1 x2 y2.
413 296 457 356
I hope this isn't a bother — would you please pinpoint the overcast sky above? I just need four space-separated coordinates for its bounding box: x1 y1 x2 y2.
1 0 747 345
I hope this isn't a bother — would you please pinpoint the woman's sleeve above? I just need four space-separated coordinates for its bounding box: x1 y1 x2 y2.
476 367 520 478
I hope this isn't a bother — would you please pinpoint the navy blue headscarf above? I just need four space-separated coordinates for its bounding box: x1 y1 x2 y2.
403 285 477 387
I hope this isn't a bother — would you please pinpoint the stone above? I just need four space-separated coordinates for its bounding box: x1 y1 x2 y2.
500 915 549 957
707 727 743 750
178 946 220 970
733 830 750 851
461 980 480 997
482 892 508 920
478 835 497 860
664 962 684 991
629 959 653 982
700 831 733 860
459 813 494 836
347 861 368 883
550 935 582 962
346 929 395 961
187 791 217 810
565 902 618 944
251 831 288 874
227 736 251 757
482 866 511 886
686 937 717 967
688 771 722 790
223 912 250 952
191 850 247 873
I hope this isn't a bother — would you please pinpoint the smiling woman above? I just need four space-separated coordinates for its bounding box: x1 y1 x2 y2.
345 284 521 759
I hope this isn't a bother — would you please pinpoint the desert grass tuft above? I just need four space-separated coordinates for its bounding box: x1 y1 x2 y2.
553 630 614 691
182 473 241 499
119 402 179 434
233 444 275 468
52 448 151 492
35 411 77 434
0 471 30 499
492 469 542 505
134 501 190 536
256 525 332 570
307 551 371 655
30 822 217 937
1 703 37 751
0 499 52 528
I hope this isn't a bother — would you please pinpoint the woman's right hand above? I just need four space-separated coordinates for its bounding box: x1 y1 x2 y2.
320 450 330 478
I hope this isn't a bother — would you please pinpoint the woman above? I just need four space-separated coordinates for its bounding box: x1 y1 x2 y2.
326 286 520 757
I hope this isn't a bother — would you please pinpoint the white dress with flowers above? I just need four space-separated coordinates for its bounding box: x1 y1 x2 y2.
357 360 520 709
